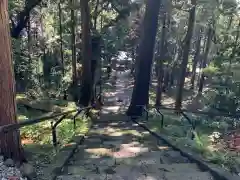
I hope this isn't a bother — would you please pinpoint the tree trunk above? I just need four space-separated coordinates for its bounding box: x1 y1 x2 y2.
190 29 202 89
90 35 101 104
170 43 182 87
93 0 100 29
127 0 161 117
79 0 92 106
40 10 47 84
71 0 77 86
156 11 167 106
58 2 64 76
26 0 31 64
229 20 240 66
198 26 212 93
0 0 25 161
130 47 135 75
175 0 196 110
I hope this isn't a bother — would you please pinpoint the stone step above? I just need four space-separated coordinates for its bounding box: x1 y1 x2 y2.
65 163 117 175
57 172 213 180
71 156 116 167
97 114 128 122
142 163 201 173
56 174 106 180
160 150 190 164
164 172 213 180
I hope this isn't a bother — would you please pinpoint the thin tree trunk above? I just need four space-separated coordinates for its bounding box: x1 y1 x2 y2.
190 29 202 89
175 0 196 110
229 20 240 66
198 26 212 93
71 0 77 86
40 10 46 84
58 2 64 76
93 0 100 29
79 0 92 106
27 19 31 61
26 0 31 64
170 43 182 87
156 11 167 106
127 0 161 116
163 13 171 91
0 0 25 161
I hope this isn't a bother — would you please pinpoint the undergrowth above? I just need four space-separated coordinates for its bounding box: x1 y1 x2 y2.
148 110 240 174
16 97 92 166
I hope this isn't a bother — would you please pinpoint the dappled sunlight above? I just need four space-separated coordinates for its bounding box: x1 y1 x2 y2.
63 116 201 180
103 91 118 97
85 148 112 156
16 93 26 100
21 138 34 145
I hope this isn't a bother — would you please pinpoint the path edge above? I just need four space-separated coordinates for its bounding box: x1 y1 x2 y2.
131 119 240 180
48 123 93 180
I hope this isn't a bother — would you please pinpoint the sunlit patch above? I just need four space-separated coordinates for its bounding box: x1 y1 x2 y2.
109 122 119 126
158 146 169 150
104 92 118 97
109 132 123 136
85 148 112 156
114 144 149 158
21 138 34 145
16 93 26 100
112 149 137 158
101 106 121 113
142 131 150 135
64 143 75 147
137 175 157 180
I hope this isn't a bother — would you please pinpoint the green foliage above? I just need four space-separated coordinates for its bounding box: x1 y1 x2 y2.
18 107 90 146
147 112 240 172
203 64 220 76
204 68 240 115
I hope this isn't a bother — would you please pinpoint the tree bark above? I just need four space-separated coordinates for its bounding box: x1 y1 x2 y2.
93 0 100 29
229 20 240 66
127 0 161 117
26 0 32 64
79 0 92 106
0 0 25 161
156 11 167 106
198 26 212 93
58 2 64 76
175 0 196 110
11 0 43 38
190 28 202 89
71 0 77 86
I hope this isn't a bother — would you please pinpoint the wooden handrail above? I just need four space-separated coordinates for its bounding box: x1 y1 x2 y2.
0 106 92 134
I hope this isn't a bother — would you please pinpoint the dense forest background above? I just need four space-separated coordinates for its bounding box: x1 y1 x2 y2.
1 0 240 178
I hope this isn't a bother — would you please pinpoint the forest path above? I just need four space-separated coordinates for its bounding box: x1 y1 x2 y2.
101 69 134 114
56 70 214 180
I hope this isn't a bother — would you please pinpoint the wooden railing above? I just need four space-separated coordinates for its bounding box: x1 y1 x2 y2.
0 106 92 148
130 105 240 139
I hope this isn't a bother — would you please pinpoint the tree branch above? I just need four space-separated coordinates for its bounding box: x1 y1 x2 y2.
11 0 43 38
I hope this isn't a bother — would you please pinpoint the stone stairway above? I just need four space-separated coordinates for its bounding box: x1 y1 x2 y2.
56 113 214 180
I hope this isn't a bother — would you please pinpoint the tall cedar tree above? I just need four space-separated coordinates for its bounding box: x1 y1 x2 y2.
0 0 25 161
175 0 196 110
79 0 92 106
156 11 167 106
127 0 161 116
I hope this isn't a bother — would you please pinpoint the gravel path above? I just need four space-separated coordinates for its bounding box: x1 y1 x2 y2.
0 157 27 180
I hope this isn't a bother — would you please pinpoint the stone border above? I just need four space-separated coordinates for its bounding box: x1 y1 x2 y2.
48 124 93 180
131 119 240 180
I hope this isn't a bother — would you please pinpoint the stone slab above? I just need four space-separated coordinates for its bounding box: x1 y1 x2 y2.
164 172 213 180
141 163 200 174
56 174 106 180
